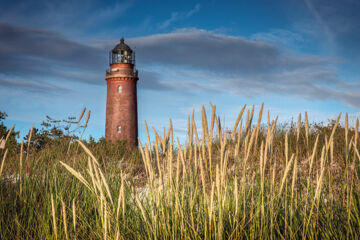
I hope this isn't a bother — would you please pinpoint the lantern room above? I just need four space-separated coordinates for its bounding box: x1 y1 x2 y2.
109 38 135 65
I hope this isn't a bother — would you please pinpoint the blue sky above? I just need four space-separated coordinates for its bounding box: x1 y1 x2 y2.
1 0 360 141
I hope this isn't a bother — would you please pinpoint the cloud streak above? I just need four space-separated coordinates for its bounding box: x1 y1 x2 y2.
125 29 360 107
159 4 201 29
129 29 328 74
0 22 106 89
0 77 71 94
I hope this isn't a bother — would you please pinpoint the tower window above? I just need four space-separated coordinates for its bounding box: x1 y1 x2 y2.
117 126 121 133
118 86 122 93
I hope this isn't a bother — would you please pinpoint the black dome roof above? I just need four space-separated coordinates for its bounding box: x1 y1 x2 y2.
112 38 133 53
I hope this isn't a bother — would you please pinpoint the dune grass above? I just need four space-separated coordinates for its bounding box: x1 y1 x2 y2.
1 104 360 239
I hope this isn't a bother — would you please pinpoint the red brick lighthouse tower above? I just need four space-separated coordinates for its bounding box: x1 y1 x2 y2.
105 38 138 146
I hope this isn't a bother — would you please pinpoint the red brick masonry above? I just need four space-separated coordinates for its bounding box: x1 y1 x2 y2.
105 63 138 147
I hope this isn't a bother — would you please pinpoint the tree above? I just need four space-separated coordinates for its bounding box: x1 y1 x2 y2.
23 108 90 151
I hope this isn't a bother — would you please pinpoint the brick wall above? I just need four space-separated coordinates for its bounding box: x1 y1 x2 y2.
105 64 138 147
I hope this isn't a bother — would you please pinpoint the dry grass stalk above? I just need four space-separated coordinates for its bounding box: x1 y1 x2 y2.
305 112 309 147
285 133 288 165
61 199 69 240
199 154 206 196
143 143 154 183
138 140 149 179
144 120 152 153
355 119 359 147
270 116 278 134
77 107 86 124
51 194 58 240
177 138 187 177
209 181 215 227
166 136 173 188
84 110 91 128
76 140 99 165
345 113 349 145
152 128 163 181
120 172 126 219
72 199 77 237
255 103 264 146
5 125 14 142
0 138 5 150
248 105 255 130
87 157 98 196
99 169 114 205
234 176 239 216
279 154 295 196
202 106 209 144
201 106 209 173
244 110 250 137
207 105 217 181
231 104 247 138
26 124 33 160
245 126 257 161
290 157 298 214
210 104 216 141
352 141 360 164
135 194 151 231
297 114 301 144
327 113 341 150
0 148 8 177
234 118 243 158
187 116 193 164
60 161 92 191
314 147 326 202
330 138 334 167
19 140 24 194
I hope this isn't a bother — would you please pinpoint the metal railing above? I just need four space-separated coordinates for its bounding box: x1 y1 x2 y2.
106 69 138 77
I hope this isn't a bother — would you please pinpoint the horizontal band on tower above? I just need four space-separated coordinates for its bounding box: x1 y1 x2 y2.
106 76 139 81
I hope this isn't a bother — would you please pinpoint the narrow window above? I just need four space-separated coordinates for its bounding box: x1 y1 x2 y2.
118 86 122 93
117 126 121 133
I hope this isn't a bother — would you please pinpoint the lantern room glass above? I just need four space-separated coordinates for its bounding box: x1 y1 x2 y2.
110 50 135 64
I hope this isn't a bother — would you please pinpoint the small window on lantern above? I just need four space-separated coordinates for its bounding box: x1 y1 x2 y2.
118 86 122 93
117 126 121 133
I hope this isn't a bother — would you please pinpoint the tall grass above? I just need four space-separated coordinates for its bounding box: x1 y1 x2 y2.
1 104 360 239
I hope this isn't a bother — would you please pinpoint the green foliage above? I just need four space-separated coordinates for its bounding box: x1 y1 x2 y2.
23 109 90 151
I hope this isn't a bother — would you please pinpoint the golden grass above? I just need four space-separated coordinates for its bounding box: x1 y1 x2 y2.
2 103 360 239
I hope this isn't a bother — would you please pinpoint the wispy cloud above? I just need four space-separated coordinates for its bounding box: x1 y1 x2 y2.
303 0 335 45
0 77 71 94
128 29 328 73
296 0 360 60
0 23 105 88
185 3 201 18
251 29 306 48
159 4 201 29
124 28 360 107
138 71 173 91
93 1 133 20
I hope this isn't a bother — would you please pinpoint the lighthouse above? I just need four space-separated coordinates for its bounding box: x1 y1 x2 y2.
105 38 139 147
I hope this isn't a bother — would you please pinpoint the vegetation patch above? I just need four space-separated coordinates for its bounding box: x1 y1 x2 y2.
1 104 360 239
